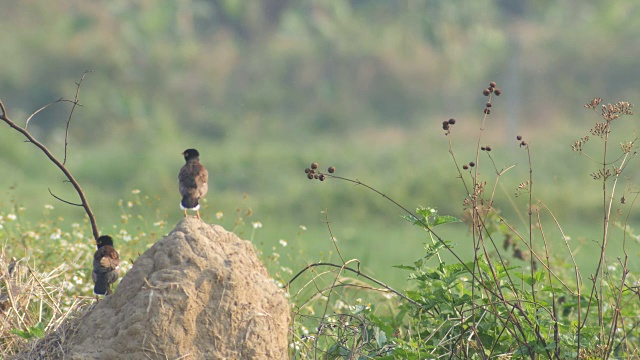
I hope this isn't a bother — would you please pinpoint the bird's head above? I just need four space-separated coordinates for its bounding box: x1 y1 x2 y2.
96 235 114 249
182 148 200 162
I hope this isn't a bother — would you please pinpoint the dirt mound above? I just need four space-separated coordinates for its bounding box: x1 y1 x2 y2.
20 218 290 359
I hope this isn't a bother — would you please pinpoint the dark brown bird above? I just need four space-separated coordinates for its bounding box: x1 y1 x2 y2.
179 148 209 219
92 235 120 296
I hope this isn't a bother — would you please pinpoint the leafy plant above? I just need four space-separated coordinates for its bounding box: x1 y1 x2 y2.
289 82 640 359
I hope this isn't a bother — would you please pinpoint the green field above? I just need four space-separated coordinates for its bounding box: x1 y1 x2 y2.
2 1 640 357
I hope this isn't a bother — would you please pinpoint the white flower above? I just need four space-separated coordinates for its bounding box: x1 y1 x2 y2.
50 229 62 240
252 221 263 229
132 189 141 194
216 211 224 219
127 201 134 208
299 225 307 231
279 239 287 247
7 214 17 221
120 229 132 241
44 204 54 210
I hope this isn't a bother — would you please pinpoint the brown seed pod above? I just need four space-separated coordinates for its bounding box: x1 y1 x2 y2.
314 174 319 179
483 89 490 96
448 118 456 125
516 135 523 141
486 102 492 108
494 89 502 96
305 168 310 174
520 140 528 147
319 174 326 181
328 166 336 173
489 81 497 89
469 162 475 167
307 173 314 179
311 162 319 170
484 108 491 114
481 146 486 151
486 146 492 151
463 165 469 170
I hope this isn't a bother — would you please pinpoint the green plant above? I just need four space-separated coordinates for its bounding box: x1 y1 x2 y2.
289 82 640 359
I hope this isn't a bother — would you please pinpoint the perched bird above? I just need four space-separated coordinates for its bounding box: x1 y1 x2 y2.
179 148 209 219
92 235 120 296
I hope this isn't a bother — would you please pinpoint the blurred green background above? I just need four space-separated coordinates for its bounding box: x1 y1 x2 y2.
2 0 640 288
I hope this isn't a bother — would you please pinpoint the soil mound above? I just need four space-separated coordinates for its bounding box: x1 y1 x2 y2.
19 218 290 359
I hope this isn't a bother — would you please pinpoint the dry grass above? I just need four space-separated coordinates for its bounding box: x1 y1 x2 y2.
0 248 94 358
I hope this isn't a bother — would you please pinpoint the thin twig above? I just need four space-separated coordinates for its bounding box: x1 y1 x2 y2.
287 262 419 307
64 70 92 165
48 188 83 207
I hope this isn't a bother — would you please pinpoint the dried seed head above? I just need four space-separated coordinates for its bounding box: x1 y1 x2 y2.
311 162 319 170
463 165 469 170
305 168 310 174
486 102 492 108
494 89 502 96
484 108 491 114
448 118 456 125
489 81 497 89
307 173 314 180
314 174 319 179
520 140 528 147
469 162 475 167
319 174 326 181
483 89 490 96
328 166 335 173
481 146 486 151
486 146 492 151
516 135 523 141
443 123 450 130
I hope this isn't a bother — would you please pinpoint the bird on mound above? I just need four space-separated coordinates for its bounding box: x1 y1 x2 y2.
92 235 120 297
179 148 209 220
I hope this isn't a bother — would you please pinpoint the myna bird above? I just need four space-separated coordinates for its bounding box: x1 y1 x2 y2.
92 235 120 297
179 148 209 219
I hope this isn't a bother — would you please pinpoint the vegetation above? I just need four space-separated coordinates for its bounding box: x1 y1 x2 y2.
2 1 640 358
285 87 640 358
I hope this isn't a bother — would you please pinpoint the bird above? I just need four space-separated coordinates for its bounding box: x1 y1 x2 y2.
179 148 209 220
92 235 120 297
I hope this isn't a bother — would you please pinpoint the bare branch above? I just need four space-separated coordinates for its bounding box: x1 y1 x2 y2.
64 70 92 165
0 99 7 117
25 98 65 130
0 73 99 240
48 188 83 207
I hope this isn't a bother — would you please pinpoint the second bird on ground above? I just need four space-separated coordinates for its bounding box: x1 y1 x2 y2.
179 148 209 220
92 235 120 296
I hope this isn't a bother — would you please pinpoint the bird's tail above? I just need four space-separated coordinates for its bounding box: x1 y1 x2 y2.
181 196 200 210
94 274 110 295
